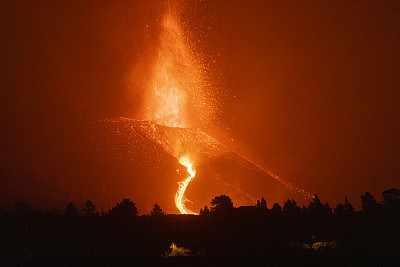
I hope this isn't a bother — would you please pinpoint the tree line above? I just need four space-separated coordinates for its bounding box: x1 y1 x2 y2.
1 188 399 265
5 188 400 218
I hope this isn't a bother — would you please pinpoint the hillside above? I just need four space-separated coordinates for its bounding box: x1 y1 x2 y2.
0 107 303 213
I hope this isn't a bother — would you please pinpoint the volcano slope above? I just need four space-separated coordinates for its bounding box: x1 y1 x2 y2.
96 117 305 214
0 108 307 214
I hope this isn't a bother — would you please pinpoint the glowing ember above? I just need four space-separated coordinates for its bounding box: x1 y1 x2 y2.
175 157 198 214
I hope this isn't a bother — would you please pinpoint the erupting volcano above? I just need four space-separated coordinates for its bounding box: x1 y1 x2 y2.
0 3 313 213
120 4 312 214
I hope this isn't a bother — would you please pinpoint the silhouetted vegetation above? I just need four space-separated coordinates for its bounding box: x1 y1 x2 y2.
65 203 78 217
361 191 379 214
150 203 165 216
108 198 138 218
256 197 268 209
382 188 400 213
1 190 399 265
271 202 282 213
210 194 234 214
82 200 96 216
334 197 355 216
199 205 210 215
283 198 301 215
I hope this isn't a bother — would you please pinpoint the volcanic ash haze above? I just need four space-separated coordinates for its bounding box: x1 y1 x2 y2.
0 1 312 214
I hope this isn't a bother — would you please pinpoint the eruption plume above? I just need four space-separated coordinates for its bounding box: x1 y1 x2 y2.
145 6 212 128
146 9 188 127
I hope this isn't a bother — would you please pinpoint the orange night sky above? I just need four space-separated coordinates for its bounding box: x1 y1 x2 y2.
1 1 399 213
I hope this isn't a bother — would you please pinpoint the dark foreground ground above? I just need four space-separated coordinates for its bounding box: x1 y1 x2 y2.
1 210 399 266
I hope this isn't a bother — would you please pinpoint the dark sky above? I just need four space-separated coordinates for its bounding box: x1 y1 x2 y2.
212 1 400 206
1 1 399 209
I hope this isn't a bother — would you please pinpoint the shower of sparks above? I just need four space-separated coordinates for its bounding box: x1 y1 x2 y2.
145 6 214 128
175 156 198 215
265 170 313 200
146 9 188 127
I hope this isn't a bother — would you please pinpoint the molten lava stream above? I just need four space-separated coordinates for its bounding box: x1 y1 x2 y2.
175 157 198 215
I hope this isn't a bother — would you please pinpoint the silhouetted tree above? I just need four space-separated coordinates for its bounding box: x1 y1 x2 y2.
13 201 31 216
82 200 96 216
199 205 211 215
150 203 165 216
283 199 301 215
210 195 234 213
271 203 282 213
335 203 345 215
361 192 378 213
256 197 268 209
108 198 138 218
334 196 355 216
382 188 400 212
65 203 78 217
308 194 324 212
324 202 332 214
306 194 332 215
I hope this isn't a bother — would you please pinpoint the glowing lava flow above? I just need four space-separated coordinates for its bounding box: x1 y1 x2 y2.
175 157 198 215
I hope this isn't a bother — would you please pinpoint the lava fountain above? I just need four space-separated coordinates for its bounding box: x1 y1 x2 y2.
145 6 210 129
144 5 211 214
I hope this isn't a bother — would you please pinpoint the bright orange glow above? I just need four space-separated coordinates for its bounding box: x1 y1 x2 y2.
175 157 198 214
144 6 215 129
146 10 191 127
